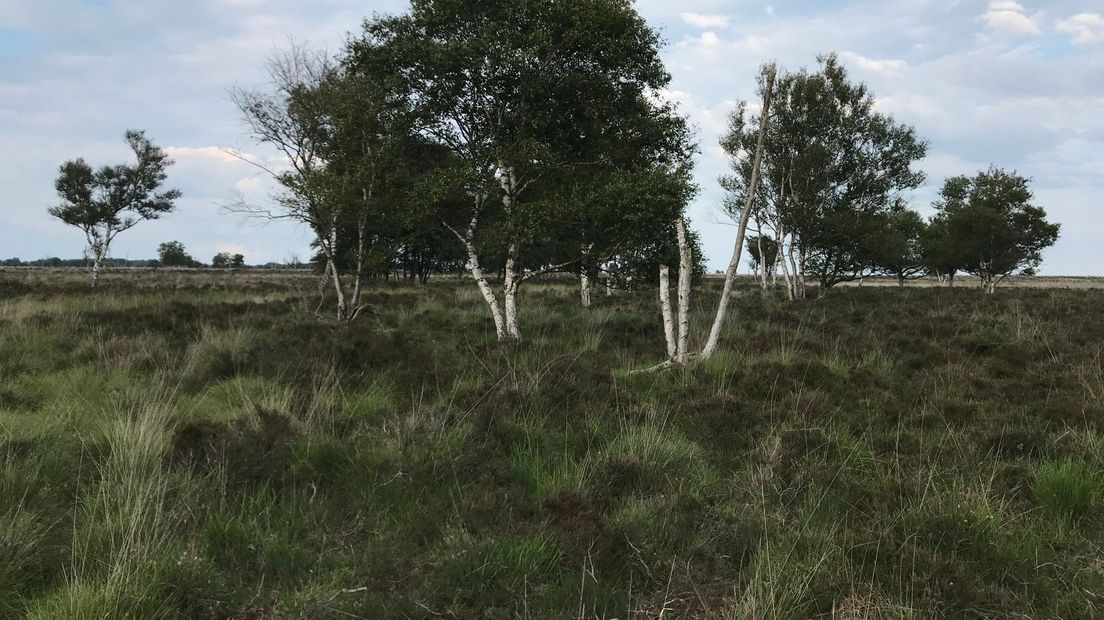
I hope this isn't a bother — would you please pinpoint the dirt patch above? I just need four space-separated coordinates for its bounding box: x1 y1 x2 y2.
545 490 603 557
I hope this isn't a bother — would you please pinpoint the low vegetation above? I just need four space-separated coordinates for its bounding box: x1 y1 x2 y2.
2 269 1102 618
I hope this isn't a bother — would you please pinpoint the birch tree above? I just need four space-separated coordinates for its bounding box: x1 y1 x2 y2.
352 0 679 341
700 65 777 360
49 131 180 287
932 167 1059 293
723 54 927 299
230 45 415 321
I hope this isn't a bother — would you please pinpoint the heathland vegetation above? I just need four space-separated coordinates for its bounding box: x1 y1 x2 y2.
1 270 1103 617
2 0 1086 617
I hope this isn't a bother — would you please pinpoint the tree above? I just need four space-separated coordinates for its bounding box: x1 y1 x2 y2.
212 252 245 269
352 0 684 341
747 234 780 285
701 64 776 360
231 40 434 321
159 241 198 267
723 54 927 299
933 167 1060 293
920 214 960 286
49 130 180 287
871 206 927 286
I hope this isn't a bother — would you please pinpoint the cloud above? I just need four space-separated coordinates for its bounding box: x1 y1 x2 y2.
165 146 243 163
983 1 1040 35
680 13 730 29
839 51 907 73
1057 13 1104 44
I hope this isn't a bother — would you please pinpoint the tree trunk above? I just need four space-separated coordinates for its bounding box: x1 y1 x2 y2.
498 165 523 342
756 234 768 290
701 65 776 360
778 240 795 301
446 210 508 341
90 252 104 289
349 213 367 319
580 272 592 307
659 264 677 361
503 241 522 341
675 217 692 364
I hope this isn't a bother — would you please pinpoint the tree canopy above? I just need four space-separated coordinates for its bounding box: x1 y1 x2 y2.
49 130 180 286
931 167 1060 292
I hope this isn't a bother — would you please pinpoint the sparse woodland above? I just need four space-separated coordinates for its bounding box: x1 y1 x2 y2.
4 0 1092 618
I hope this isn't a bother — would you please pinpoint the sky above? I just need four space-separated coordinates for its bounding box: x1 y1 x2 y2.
0 0 1101 273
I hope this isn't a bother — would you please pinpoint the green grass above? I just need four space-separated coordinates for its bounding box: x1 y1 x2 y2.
1 268 1103 617
1032 458 1103 523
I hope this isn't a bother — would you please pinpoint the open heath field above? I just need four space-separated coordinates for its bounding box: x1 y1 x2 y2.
1 269 1103 618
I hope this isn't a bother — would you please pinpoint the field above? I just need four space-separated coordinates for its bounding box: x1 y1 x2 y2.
2 268 1103 618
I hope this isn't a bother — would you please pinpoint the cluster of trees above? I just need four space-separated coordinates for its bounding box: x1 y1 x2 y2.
725 55 1059 299
230 1 697 329
45 1 1061 361
159 241 247 269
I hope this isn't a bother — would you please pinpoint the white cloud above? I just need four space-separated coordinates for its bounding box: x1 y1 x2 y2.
1057 13 1104 45
680 13 730 29
165 146 243 163
839 51 907 73
983 1 1040 35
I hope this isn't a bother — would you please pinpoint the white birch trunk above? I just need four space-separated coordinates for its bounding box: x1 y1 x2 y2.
446 210 508 341
580 272 592 307
675 217 692 364
778 237 796 301
503 241 522 341
326 255 347 321
659 264 677 361
700 66 776 360
498 165 523 341
90 252 104 289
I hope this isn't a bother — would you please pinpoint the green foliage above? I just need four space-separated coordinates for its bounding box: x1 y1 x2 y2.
49 131 180 280
157 240 200 267
1032 458 1102 522
931 167 1061 290
211 252 245 269
351 0 697 336
723 54 928 294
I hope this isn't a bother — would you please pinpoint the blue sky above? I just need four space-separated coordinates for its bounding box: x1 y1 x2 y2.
1 0 1101 273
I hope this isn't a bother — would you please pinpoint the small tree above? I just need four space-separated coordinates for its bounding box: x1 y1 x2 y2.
934 167 1060 293
159 241 197 267
50 130 180 287
747 234 780 287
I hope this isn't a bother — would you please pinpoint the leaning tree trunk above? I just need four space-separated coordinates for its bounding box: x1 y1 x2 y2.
658 264 677 361
675 218 693 364
700 66 776 360
445 208 508 341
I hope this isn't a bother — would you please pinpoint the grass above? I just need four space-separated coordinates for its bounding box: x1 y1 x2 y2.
1 268 1103 617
